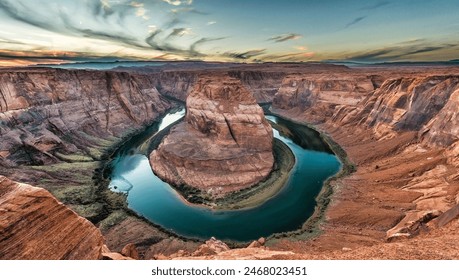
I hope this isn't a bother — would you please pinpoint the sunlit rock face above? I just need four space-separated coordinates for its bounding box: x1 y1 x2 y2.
150 75 274 197
0 69 172 167
0 176 105 260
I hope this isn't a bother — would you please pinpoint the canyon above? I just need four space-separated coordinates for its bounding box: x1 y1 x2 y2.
0 63 458 259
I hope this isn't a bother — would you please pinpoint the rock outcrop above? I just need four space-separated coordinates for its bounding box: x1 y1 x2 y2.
0 176 104 259
150 75 274 196
191 237 231 256
272 74 375 125
0 69 172 168
359 76 459 140
154 71 198 101
160 237 294 260
271 69 459 257
228 70 285 103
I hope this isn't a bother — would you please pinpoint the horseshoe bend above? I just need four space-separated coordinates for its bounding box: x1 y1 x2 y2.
1 63 459 260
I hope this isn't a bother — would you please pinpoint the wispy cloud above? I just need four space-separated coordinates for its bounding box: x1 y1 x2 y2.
131 1 149 20
189 37 226 56
342 41 459 62
0 0 222 62
167 28 192 38
224 49 266 60
0 1 55 31
162 0 192 6
268 33 302 43
207 21 217 25
344 16 366 28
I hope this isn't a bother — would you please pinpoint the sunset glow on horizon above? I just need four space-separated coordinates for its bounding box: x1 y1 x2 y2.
1 0 458 66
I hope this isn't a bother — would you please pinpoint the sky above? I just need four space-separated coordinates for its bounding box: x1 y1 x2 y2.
0 0 459 66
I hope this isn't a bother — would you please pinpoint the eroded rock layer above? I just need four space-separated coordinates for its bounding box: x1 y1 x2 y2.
271 70 459 250
0 176 104 260
150 75 274 196
0 69 172 168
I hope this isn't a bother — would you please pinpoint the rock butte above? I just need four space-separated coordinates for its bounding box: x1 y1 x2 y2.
150 75 274 196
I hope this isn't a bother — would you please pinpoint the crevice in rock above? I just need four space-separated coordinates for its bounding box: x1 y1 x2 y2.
223 115 239 147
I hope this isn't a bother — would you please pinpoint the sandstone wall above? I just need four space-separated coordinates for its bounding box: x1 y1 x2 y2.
0 69 172 167
0 176 105 259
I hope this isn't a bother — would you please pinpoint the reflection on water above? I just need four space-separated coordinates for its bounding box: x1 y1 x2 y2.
108 111 341 242
109 175 133 192
158 108 186 131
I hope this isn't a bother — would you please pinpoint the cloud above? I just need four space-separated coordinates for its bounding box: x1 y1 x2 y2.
162 0 192 6
343 41 458 62
166 28 192 38
144 27 223 58
360 1 390 10
77 28 146 48
145 29 165 50
189 37 225 56
344 16 366 28
56 10 147 49
294 46 307 51
0 0 138 45
89 0 114 18
0 0 219 62
223 49 266 60
268 33 302 43
0 0 55 31
88 0 136 21
207 21 217 25
130 2 149 19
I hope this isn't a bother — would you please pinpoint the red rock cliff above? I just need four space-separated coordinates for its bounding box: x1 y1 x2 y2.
0 176 105 259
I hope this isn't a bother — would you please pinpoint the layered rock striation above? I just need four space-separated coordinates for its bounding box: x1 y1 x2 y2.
0 69 172 168
150 75 274 196
0 176 105 259
271 70 459 250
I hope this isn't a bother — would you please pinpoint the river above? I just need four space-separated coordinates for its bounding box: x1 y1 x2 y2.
108 109 341 242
